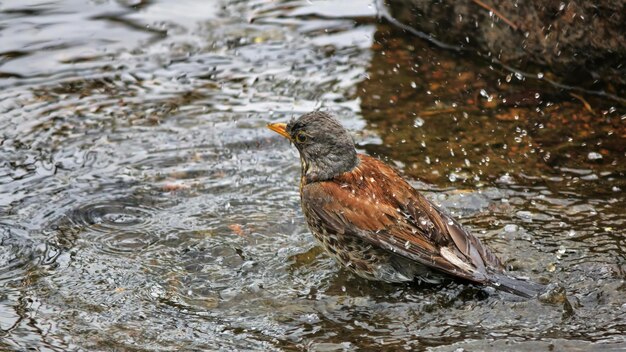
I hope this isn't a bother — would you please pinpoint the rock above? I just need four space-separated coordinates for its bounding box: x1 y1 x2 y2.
382 0 626 88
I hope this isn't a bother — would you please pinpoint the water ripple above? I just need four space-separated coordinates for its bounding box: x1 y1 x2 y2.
0 0 624 350
0 225 36 283
64 198 164 254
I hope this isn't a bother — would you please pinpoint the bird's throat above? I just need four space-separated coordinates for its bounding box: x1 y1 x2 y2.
299 158 309 192
299 154 359 186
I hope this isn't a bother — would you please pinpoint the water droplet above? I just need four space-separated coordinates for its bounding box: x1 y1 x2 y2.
537 72 544 79
498 174 514 184
410 81 417 89
413 117 425 127
587 152 602 160
504 224 518 233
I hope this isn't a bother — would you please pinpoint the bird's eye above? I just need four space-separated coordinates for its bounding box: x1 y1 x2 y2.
295 132 307 143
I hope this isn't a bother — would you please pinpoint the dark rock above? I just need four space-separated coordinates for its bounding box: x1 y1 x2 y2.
382 0 626 88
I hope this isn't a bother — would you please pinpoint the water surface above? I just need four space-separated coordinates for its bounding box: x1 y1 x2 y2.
0 0 624 351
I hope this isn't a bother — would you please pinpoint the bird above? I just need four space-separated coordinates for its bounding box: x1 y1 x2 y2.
267 111 545 298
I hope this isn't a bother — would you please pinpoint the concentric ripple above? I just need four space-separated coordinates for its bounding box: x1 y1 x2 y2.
64 198 164 254
70 202 153 231
0 225 37 283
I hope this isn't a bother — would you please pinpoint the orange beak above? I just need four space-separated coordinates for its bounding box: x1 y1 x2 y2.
266 122 290 139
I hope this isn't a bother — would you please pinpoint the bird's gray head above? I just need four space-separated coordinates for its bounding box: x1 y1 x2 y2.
268 111 359 182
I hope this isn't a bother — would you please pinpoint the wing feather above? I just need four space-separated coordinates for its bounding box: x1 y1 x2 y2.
301 154 504 283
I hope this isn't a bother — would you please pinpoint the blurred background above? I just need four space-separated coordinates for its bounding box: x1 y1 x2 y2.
0 0 624 350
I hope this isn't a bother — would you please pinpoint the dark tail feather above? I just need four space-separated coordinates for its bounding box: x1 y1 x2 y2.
487 273 546 298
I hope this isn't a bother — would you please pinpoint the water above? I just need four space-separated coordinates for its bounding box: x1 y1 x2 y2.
0 0 624 350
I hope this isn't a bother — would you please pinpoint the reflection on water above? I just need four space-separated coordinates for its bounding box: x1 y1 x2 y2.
0 0 624 351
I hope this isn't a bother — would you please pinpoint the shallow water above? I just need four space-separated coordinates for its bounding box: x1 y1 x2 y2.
0 0 624 351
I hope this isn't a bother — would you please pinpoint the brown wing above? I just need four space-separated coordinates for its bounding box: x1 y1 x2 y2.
301 154 504 284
